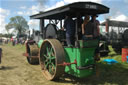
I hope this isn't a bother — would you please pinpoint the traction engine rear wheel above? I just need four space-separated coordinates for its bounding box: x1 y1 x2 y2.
39 39 65 80
26 43 39 65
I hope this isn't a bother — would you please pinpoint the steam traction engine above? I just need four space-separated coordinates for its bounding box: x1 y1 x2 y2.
101 19 128 53
24 2 109 80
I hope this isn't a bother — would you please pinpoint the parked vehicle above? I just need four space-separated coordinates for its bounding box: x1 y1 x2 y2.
101 19 128 53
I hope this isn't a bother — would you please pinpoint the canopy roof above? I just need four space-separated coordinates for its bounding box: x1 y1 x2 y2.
30 2 109 19
101 19 128 28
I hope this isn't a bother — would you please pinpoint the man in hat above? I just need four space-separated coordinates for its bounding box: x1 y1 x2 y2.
91 14 100 61
92 14 100 38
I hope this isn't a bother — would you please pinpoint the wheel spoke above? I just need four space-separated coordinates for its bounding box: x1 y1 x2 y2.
44 61 49 69
48 63 55 75
46 47 49 53
46 47 51 57
48 65 52 74
49 48 53 54
49 48 55 60
51 62 56 69
44 54 48 59
51 56 55 60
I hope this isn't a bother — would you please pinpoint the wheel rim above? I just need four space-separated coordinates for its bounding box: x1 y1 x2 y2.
40 39 65 80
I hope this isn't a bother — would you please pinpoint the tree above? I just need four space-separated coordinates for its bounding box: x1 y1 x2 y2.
5 24 12 34
5 16 29 35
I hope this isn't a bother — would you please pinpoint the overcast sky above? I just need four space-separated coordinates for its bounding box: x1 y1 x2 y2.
0 0 128 34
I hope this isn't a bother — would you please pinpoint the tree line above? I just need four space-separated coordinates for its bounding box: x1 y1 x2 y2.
0 33 14 38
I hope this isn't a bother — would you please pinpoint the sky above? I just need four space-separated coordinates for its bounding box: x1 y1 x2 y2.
0 0 128 34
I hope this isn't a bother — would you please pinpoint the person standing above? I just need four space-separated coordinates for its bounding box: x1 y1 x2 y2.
83 14 100 61
92 15 100 39
62 14 75 46
91 15 100 61
0 48 2 64
76 15 83 39
82 15 94 40
82 15 90 35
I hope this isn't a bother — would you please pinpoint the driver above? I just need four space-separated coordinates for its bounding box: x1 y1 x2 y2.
62 14 75 46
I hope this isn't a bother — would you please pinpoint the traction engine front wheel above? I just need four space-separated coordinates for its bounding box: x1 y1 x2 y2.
39 39 65 80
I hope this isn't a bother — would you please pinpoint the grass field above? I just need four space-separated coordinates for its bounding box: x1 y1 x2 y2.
0 43 128 85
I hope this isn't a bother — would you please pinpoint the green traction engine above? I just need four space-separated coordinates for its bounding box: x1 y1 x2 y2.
24 2 109 80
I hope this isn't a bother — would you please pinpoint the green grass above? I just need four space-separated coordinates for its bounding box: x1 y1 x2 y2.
95 45 128 85
0 44 128 85
7 43 26 51
100 45 128 66
56 45 128 85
